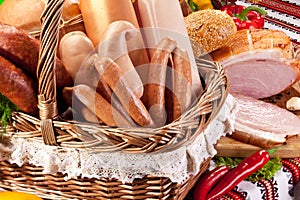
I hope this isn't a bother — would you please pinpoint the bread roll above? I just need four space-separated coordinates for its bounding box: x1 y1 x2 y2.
184 9 237 56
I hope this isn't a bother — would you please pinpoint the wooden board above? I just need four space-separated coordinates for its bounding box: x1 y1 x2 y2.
215 135 300 158
215 83 300 158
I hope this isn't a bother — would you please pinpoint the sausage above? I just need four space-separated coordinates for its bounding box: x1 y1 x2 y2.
172 47 193 120
95 57 152 127
73 84 133 127
98 21 144 98
0 22 72 88
59 31 95 81
62 86 101 124
80 0 140 46
134 0 203 97
76 53 136 125
0 55 38 114
147 37 177 127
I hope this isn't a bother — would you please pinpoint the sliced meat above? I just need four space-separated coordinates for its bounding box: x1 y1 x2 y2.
211 29 300 99
232 93 300 148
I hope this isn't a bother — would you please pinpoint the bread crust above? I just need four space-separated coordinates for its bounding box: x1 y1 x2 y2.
185 9 237 55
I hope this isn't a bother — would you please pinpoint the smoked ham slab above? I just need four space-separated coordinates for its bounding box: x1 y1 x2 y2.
211 29 300 99
231 93 300 149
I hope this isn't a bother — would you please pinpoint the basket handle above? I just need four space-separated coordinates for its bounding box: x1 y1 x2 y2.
37 0 64 145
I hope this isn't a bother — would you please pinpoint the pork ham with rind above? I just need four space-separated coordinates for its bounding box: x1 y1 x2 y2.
211 29 300 99
232 93 300 149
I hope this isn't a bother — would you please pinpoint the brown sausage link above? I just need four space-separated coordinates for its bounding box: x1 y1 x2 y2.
62 87 102 124
172 47 193 120
95 57 152 127
147 37 177 127
0 56 38 114
73 84 133 127
0 22 72 88
78 54 136 125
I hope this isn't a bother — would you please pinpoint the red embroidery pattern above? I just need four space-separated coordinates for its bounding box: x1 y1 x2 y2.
281 158 300 185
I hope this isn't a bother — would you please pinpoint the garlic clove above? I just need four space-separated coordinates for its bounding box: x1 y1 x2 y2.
286 97 300 111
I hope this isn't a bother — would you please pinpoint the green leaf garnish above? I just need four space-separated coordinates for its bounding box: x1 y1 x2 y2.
0 93 18 133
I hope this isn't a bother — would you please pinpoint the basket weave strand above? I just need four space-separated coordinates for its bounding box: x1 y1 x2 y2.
37 0 64 145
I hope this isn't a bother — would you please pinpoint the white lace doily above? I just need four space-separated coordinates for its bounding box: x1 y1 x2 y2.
0 94 237 184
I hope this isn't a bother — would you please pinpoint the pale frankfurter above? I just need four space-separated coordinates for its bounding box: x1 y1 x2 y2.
147 37 177 127
172 47 193 120
97 21 144 98
73 84 133 127
62 86 101 124
59 31 94 81
134 0 202 96
95 57 152 127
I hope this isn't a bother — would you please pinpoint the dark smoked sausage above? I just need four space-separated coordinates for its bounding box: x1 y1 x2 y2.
0 56 38 114
0 22 72 88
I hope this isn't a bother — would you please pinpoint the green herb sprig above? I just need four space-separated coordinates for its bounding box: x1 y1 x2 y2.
0 94 18 133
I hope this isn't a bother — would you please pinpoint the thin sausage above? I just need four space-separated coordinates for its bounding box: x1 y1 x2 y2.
147 37 177 127
172 47 193 120
95 57 152 127
73 84 133 127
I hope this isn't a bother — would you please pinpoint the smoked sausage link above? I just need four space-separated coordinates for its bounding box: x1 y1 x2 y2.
95 57 152 127
0 55 38 114
0 22 72 88
147 37 177 127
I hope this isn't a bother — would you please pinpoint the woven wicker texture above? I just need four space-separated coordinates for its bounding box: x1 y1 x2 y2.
0 0 228 199
7 0 228 154
0 159 210 199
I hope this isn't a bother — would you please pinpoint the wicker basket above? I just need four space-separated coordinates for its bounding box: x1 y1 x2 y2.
0 0 228 199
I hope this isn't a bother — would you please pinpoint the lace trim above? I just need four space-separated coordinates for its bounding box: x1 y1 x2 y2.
0 95 237 184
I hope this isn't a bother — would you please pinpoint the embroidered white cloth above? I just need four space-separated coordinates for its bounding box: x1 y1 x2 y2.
0 95 237 184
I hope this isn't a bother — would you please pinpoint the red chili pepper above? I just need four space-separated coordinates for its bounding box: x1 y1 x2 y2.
220 5 267 30
193 166 230 200
206 149 274 200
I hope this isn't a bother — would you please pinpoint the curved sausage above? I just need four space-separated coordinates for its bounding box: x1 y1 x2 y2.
98 21 144 98
95 57 152 127
73 84 133 127
0 55 38 114
77 53 136 125
147 37 177 127
0 22 72 88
